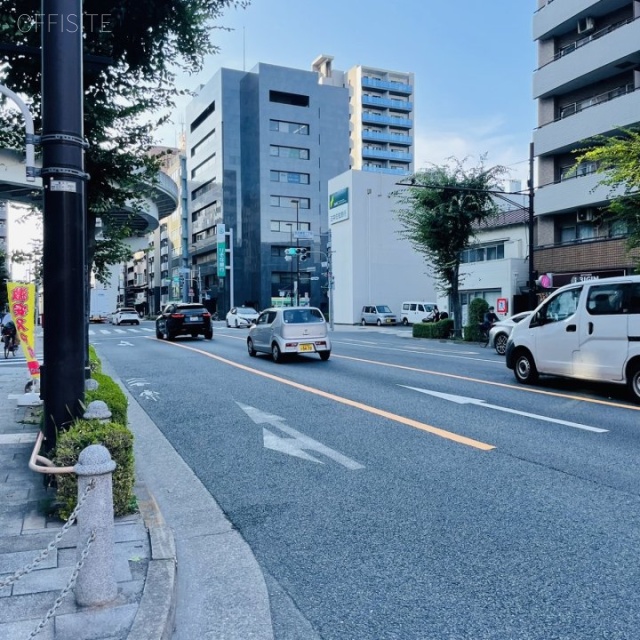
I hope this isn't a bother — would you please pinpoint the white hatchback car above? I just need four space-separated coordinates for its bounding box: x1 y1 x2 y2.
247 306 331 362
111 307 140 325
226 306 259 328
488 311 531 355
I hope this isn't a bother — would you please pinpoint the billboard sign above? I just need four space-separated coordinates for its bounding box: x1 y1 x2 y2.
329 187 349 225
216 224 226 278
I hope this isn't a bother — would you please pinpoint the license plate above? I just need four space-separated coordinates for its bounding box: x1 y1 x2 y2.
298 343 314 352
188 316 201 322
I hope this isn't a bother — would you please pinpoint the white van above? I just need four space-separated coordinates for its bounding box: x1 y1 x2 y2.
505 275 640 402
400 301 439 325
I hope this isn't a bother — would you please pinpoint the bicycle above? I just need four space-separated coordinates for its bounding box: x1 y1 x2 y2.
3 334 18 359
477 323 491 348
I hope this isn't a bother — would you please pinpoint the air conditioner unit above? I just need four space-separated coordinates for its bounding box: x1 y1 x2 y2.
577 17 595 34
577 209 594 222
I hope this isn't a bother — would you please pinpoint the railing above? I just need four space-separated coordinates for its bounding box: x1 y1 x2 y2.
361 95 413 110
556 83 636 121
362 113 412 128
362 130 412 145
362 77 412 94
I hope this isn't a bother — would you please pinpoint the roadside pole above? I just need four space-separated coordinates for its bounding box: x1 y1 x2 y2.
40 0 88 452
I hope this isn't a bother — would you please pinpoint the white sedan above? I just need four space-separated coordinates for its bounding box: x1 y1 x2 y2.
111 308 140 326
488 311 531 355
226 306 259 328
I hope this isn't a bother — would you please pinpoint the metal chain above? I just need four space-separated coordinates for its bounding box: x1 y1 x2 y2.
0 479 95 589
27 529 96 639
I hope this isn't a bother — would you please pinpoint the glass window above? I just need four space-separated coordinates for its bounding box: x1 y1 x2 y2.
542 288 582 323
587 284 625 315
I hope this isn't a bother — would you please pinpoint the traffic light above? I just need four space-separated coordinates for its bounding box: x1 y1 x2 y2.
299 248 309 262
284 247 310 260
285 248 299 256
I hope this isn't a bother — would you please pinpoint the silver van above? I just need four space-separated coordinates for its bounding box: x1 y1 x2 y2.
361 305 397 326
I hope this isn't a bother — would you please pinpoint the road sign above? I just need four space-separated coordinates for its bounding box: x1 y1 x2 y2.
294 230 313 240
310 276 319 280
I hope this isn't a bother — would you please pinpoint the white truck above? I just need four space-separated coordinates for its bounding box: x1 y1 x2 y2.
89 287 117 323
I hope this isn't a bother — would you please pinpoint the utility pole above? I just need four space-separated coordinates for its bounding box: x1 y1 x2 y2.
40 0 88 452
292 199 300 306
528 141 536 310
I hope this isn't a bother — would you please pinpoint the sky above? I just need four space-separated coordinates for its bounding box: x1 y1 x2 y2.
157 0 537 185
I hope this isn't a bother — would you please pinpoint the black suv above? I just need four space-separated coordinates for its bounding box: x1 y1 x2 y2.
155 303 213 340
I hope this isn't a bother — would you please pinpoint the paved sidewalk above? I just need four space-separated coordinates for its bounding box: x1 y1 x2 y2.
0 352 274 640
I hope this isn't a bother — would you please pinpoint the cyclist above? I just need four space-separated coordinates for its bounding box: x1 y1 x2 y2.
1 319 17 352
481 306 499 332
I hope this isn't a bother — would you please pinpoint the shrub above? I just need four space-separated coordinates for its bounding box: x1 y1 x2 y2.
88 345 101 373
464 298 490 342
413 318 454 339
85 371 128 425
53 419 135 520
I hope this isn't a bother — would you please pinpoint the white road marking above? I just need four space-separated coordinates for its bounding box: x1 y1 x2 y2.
237 402 365 470
400 386 608 433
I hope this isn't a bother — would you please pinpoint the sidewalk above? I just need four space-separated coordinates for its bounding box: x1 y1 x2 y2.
0 355 274 639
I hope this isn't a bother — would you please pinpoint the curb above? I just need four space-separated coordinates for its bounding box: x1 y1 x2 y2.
127 483 177 640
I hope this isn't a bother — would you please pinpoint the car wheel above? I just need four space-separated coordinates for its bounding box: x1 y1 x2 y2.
247 338 256 357
204 331 213 340
627 362 640 403
402 318 409 326
226 320 231 327
494 333 509 356
376 319 382 326
319 351 330 361
135 320 140 326
162 328 173 341
514 350 538 385
272 343 283 363
190 333 198 339
361 319 366 326
235 319 239 328
155 326 163 339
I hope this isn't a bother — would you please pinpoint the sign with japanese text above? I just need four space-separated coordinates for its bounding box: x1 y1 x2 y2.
216 224 227 278
7 282 40 379
329 187 349 225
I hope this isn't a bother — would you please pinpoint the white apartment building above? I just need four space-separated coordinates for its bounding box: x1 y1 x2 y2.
312 55 414 176
532 0 640 284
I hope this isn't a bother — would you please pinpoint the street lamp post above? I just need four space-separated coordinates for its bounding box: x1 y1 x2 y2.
291 199 300 305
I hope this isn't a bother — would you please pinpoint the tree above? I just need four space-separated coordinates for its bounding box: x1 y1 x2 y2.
0 0 248 282
395 158 507 336
574 128 640 267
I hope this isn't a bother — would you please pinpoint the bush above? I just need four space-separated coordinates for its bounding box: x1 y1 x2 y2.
85 371 128 425
464 298 490 342
413 318 454 339
88 345 101 374
53 419 135 520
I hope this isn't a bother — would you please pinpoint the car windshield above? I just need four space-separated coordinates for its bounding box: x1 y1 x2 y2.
282 309 324 324
376 306 392 313
120 308 136 313
238 308 258 315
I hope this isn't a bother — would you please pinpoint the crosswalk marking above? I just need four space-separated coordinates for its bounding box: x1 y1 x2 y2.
88 327 154 336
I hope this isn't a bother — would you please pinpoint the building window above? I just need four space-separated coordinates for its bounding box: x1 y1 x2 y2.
191 179 216 201
270 170 310 184
270 219 311 233
191 154 216 180
269 197 311 209
270 120 309 135
191 129 215 157
270 145 310 160
190 100 215 133
461 243 504 263
269 90 309 107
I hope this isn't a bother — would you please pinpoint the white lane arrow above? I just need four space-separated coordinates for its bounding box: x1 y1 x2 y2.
399 386 608 433
236 402 365 470
118 340 134 346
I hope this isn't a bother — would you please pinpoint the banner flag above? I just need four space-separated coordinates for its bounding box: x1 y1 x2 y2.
7 282 40 379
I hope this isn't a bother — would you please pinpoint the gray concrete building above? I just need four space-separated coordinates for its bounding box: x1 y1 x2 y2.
186 63 350 313
533 0 640 285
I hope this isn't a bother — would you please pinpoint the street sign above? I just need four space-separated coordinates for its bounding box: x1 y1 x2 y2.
310 277 319 280
294 230 313 240
303 266 316 272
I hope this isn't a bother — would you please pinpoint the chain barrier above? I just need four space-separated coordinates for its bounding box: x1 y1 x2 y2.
27 529 96 639
0 479 95 589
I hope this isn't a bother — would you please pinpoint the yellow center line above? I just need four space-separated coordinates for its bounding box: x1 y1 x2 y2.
148 339 495 451
334 354 640 411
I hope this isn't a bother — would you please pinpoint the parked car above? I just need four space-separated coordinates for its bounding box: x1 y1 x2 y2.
247 306 331 362
505 275 640 402
401 301 439 325
360 305 397 326
111 308 140 326
155 302 213 340
488 311 532 355
226 306 259 328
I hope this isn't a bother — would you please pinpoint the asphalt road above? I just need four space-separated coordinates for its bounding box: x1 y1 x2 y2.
92 321 640 640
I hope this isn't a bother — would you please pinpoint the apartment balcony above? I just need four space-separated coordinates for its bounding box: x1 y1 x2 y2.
362 77 412 95
362 131 412 146
363 165 410 176
362 147 413 162
535 172 625 215
533 17 640 99
534 85 640 155
362 113 412 128
361 95 413 111
533 0 615 40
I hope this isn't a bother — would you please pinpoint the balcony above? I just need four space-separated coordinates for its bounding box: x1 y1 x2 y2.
361 95 413 111
363 165 410 176
533 0 607 41
534 84 640 155
362 77 412 95
362 147 413 162
533 17 640 99
362 130 412 146
362 113 412 128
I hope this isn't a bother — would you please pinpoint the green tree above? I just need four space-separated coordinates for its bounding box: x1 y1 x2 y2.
574 128 640 267
0 0 247 282
395 158 507 336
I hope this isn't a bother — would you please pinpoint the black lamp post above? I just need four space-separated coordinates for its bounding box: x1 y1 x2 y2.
291 199 300 306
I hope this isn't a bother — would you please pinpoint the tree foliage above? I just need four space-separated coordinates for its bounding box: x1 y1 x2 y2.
574 128 640 263
0 0 247 282
395 157 507 335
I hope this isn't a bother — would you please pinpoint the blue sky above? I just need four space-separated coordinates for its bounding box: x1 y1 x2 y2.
158 0 537 184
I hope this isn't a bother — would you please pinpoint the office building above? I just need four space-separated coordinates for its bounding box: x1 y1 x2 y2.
313 55 414 176
532 0 640 285
186 63 349 313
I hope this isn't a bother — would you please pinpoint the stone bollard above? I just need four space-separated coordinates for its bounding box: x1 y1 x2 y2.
74 444 118 606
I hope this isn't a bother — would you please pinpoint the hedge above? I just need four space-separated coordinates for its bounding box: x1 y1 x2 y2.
412 318 454 339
